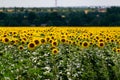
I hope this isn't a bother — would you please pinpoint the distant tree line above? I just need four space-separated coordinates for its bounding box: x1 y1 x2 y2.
0 7 120 26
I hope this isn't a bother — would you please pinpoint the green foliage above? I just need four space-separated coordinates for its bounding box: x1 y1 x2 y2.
0 6 120 26
0 43 120 79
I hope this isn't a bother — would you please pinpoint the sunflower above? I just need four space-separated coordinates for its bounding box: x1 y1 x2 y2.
28 42 36 50
98 38 105 42
82 41 89 48
110 38 115 43
33 38 40 46
40 38 46 44
22 37 27 42
60 37 67 44
97 42 105 48
34 39 40 45
18 45 24 51
10 38 19 46
95 35 100 40
52 40 58 47
46 36 51 42
2 37 10 44
116 48 120 53
51 36 55 40
112 47 116 52
61 35 67 38
67 40 73 45
21 40 26 45
79 41 82 46
90 40 95 46
10 40 15 45
77 37 81 40
106 37 110 42
52 48 59 54
49 39 53 43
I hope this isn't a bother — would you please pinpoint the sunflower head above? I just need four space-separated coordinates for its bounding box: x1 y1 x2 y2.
18 45 24 51
68 40 73 44
10 38 19 46
116 48 120 53
112 47 116 52
21 40 26 45
46 37 50 42
22 37 27 41
78 41 82 46
98 38 104 42
52 48 59 55
33 38 40 46
82 41 89 48
60 38 67 44
28 42 36 50
2 37 10 44
52 40 58 47
106 37 110 42
97 42 105 48
40 38 46 44
110 38 115 43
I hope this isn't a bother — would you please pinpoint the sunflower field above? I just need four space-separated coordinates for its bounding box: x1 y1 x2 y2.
0 27 120 80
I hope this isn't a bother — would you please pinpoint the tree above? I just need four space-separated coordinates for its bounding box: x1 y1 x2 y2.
27 12 37 25
0 12 6 20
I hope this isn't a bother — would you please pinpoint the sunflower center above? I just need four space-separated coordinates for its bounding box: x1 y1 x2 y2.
53 42 57 46
54 50 57 53
107 38 109 40
41 39 45 43
61 39 65 42
34 40 39 45
118 49 120 52
100 43 104 47
29 43 35 48
20 46 23 50
5 38 9 42
83 42 88 46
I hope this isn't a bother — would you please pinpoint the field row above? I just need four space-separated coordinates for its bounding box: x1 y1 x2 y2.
0 27 120 53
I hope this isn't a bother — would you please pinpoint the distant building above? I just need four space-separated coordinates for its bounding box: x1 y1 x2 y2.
7 8 14 12
84 10 89 14
0 9 3 12
98 8 107 13
27 9 33 12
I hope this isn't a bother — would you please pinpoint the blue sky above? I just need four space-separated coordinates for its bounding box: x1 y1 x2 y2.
0 0 120 7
